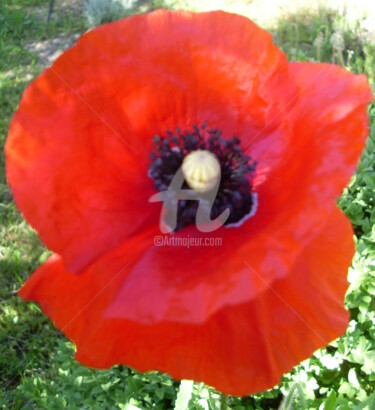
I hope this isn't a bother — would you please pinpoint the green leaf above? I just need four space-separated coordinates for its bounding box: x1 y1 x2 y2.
324 392 336 410
353 392 375 410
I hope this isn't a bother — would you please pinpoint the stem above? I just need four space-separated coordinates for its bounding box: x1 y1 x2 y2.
280 382 306 410
338 49 345 66
174 380 194 410
220 393 228 410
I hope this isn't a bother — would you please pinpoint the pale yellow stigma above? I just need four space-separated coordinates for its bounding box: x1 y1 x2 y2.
181 150 221 192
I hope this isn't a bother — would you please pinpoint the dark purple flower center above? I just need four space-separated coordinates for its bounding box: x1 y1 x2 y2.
149 124 257 230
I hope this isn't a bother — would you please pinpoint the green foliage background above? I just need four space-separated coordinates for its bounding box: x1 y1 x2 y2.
0 1 374 409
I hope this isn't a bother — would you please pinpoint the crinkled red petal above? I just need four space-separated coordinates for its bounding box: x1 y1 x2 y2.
19 207 352 395
6 10 295 272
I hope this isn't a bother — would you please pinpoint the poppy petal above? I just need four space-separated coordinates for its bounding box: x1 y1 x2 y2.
5 10 296 272
247 63 372 227
19 207 352 395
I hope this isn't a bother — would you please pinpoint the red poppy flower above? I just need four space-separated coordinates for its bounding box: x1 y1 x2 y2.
5 10 372 395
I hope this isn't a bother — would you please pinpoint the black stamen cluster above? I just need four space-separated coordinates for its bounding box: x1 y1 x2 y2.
149 124 257 230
